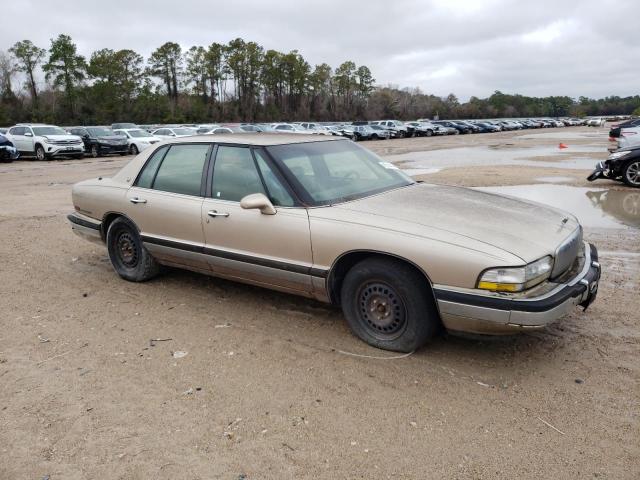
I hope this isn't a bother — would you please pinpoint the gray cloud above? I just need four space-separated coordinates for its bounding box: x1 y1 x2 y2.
1 0 637 100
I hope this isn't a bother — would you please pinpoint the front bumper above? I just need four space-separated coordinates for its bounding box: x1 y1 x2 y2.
434 243 601 335
0 145 19 160
46 144 84 156
98 143 129 154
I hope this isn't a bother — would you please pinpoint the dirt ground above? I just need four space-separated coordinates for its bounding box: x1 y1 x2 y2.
1 126 638 479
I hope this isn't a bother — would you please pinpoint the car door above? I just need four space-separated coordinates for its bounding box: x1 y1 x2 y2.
7 127 26 151
201 145 314 295
123 143 212 272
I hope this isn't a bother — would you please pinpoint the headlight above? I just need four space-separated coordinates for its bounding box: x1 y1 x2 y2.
608 150 630 160
477 256 553 292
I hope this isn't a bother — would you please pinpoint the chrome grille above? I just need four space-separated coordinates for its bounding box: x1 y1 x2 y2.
552 226 583 278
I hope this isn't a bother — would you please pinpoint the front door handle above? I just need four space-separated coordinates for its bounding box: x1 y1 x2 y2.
129 197 147 204
207 210 229 218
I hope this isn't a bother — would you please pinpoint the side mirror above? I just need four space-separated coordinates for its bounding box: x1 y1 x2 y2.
240 193 276 215
24 132 33 137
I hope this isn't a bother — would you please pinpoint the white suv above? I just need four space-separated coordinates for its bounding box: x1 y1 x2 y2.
6 124 84 160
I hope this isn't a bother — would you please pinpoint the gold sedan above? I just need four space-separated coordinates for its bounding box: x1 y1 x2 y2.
68 134 601 352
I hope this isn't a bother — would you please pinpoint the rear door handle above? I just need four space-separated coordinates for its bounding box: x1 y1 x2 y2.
207 210 229 218
129 197 147 204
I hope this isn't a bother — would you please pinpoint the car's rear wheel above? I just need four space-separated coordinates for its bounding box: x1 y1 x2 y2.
340 258 439 352
623 160 640 187
426 129 433 137
107 217 160 282
129 144 139 155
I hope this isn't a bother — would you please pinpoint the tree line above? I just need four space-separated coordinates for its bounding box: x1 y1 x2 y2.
0 34 638 126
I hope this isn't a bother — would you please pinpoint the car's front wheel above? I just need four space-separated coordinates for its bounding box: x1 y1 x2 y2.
129 144 139 155
340 258 440 352
90 145 99 158
107 217 160 282
623 160 640 188
35 145 46 161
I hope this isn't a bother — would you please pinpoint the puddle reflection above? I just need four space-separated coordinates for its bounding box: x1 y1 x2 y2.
387 145 606 171
474 184 640 229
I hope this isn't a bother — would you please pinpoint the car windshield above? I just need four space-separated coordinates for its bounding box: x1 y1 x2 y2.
32 126 67 136
127 129 152 138
173 128 194 135
87 127 113 136
266 140 414 206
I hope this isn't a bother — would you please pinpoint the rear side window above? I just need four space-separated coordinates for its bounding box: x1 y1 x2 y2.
152 144 210 196
136 146 168 189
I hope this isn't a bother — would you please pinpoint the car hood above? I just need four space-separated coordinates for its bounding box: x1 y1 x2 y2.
96 135 127 141
332 183 580 263
43 134 81 141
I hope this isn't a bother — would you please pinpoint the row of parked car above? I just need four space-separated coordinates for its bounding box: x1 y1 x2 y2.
114 117 589 142
0 116 608 162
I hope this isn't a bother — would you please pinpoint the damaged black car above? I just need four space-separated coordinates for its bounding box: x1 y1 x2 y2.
588 146 640 188
0 133 19 163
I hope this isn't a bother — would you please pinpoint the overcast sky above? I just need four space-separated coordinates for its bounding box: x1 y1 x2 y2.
1 0 637 100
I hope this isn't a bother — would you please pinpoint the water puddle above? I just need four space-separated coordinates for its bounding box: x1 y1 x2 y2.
473 185 640 229
386 144 606 171
517 131 609 140
534 176 575 183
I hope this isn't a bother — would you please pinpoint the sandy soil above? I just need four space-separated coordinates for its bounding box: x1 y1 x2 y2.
0 126 638 479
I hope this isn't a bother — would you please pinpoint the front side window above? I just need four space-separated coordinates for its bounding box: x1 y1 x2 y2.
148 144 210 196
211 146 266 202
10 127 25 135
254 150 295 207
266 140 413 206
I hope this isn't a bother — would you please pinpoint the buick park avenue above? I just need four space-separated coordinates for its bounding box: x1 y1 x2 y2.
68 135 601 352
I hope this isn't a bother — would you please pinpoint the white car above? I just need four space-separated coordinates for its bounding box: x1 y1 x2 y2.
113 129 162 155
271 123 313 134
586 117 606 127
151 127 197 139
6 123 84 160
616 126 640 150
198 127 234 135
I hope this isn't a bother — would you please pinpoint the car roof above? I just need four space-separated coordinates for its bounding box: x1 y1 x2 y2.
161 133 347 146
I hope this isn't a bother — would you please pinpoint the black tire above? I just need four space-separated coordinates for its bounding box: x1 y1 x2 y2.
107 217 160 282
129 144 139 155
340 257 440 352
90 145 99 158
35 144 46 161
426 129 433 137
622 160 640 188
